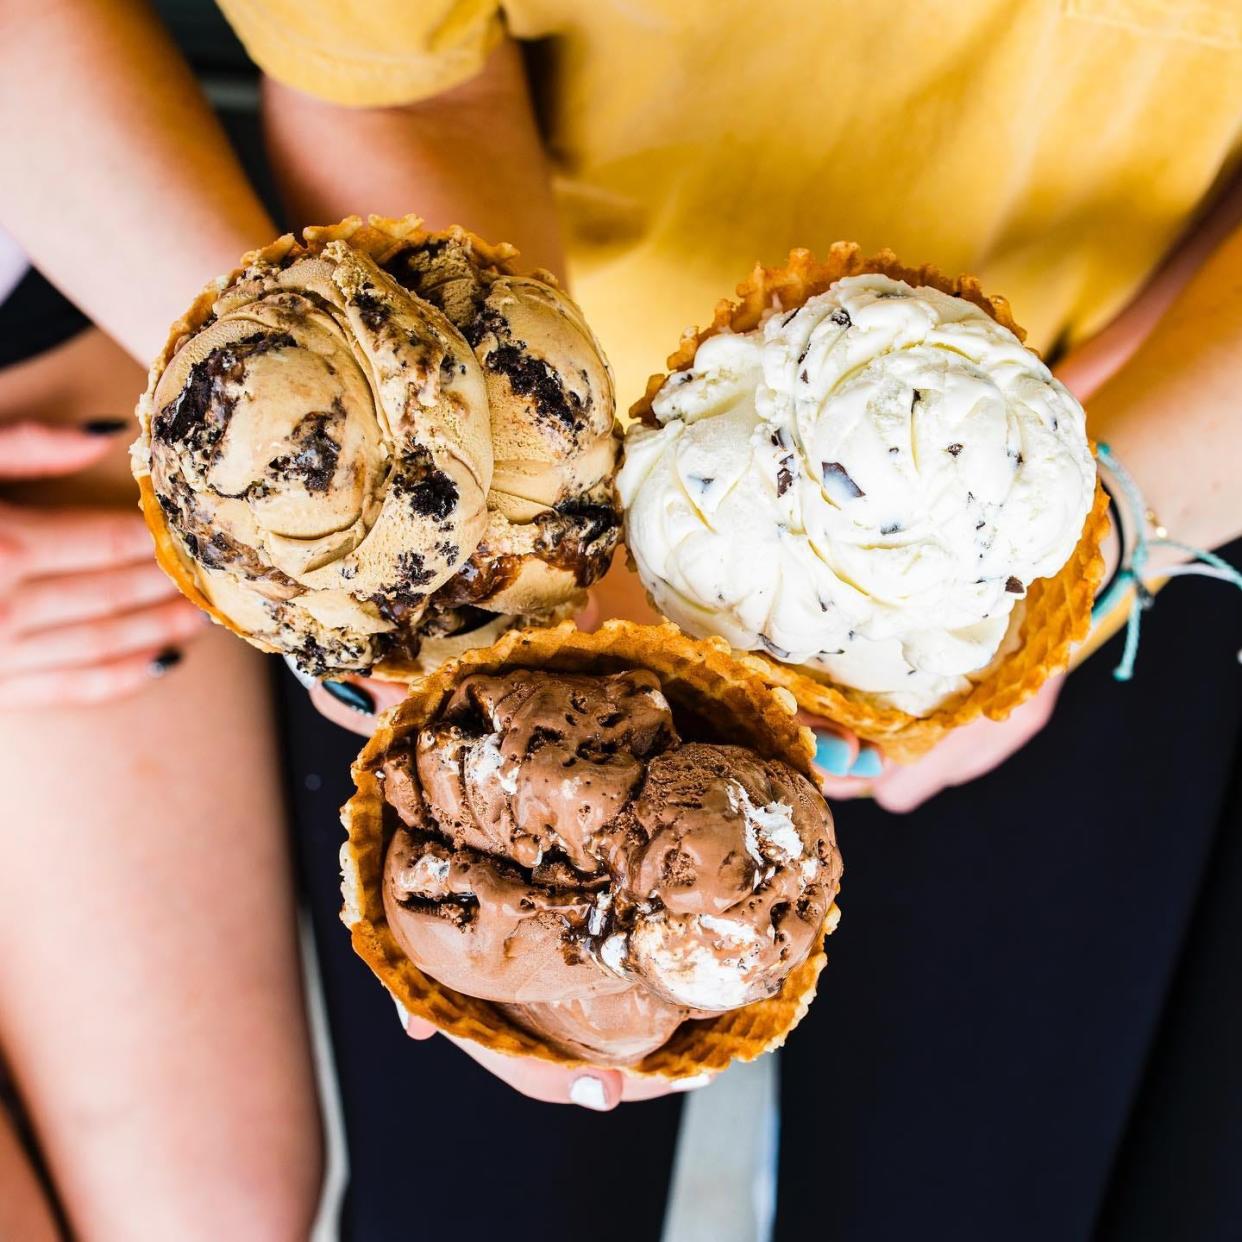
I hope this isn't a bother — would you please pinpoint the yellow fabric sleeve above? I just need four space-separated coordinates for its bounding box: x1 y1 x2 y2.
215 0 505 106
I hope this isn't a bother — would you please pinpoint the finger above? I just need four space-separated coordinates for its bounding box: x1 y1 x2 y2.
619 1070 714 1102
574 592 601 630
391 997 438 1041
800 720 889 794
818 772 880 800
5 597 206 674
3 560 180 635
0 645 177 710
305 675 407 736
6 506 154 576
871 678 1063 813
446 1036 624 1110
803 723 859 776
0 419 128 481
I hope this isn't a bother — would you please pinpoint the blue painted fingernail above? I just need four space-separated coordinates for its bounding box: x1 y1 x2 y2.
323 680 375 714
848 746 884 778
814 732 853 775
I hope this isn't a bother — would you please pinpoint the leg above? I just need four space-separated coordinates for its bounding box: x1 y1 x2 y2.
0 1103 61 1242
0 627 323 1242
0 329 323 1240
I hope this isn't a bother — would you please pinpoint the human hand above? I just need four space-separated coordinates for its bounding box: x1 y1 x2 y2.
393 1000 711 1109
807 675 1064 813
0 420 206 707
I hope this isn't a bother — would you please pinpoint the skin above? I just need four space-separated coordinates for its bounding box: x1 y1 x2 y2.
0 0 1226 1131
0 0 274 363
0 1106 60 1242
0 332 324 1240
0 0 323 1230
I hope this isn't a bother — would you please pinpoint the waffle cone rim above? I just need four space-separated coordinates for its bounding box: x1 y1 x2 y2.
340 619 840 1077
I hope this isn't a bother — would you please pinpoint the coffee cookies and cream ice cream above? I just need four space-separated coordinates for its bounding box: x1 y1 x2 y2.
619 273 1096 716
133 218 620 674
379 668 840 1065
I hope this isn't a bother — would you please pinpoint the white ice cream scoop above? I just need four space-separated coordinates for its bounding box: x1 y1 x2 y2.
619 274 1096 716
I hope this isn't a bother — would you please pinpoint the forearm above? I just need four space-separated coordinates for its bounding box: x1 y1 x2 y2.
1086 221 1242 558
262 36 564 278
0 0 274 362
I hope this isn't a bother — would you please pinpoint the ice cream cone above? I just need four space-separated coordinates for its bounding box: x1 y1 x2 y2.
133 214 620 680
340 619 841 1077
628 245 1108 763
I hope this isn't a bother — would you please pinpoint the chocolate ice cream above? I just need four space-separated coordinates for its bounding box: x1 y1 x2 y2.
380 668 841 1065
133 219 621 675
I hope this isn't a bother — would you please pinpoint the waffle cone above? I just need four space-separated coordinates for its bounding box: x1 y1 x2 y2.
132 214 569 681
340 619 840 1078
629 244 1108 763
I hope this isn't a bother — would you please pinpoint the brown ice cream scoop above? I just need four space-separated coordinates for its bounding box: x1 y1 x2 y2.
132 216 621 675
379 667 841 1065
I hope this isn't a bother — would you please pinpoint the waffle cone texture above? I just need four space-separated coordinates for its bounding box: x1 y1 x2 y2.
340 619 840 1077
629 244 1108 763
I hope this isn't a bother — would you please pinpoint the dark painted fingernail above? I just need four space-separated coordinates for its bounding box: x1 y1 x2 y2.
84 418 129 436
814 732 853 775
148 647 183 677
323 679 375 714
848 746 884 778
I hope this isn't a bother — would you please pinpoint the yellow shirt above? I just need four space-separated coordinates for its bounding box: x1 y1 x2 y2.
217 0 1242 406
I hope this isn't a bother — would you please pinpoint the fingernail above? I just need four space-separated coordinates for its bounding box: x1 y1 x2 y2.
569 1075 610 1111
84 418 129 436
814 732 853 775
672 1072 712 1091
848 746 884 778
148 647 182 677
323 679 375 714
392 995 411 1030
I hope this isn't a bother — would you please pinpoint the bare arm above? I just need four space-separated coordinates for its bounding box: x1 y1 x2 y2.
1083 222 1242 557
0 0 274 362
262 36 565 277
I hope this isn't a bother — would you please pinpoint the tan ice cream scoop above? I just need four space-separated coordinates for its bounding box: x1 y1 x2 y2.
132 215 621 676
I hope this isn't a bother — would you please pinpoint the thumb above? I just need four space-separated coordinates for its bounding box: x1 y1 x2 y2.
0 419 128 481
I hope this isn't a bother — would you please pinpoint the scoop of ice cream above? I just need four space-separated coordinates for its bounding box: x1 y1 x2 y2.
412 668 678 871
618 273 1096 715
624 744 834 1009
381 669 840 1064
135 223 620 674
